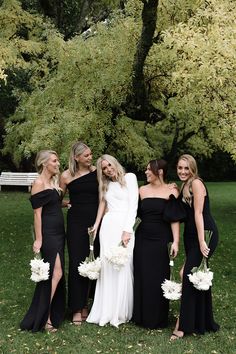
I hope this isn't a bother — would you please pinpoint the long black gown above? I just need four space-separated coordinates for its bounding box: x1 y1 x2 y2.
178 185 220 334
133 196 184 329
20 189 66 332
67 170 99 313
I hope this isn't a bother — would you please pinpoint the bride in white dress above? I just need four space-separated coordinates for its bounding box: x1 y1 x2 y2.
86 154 138 327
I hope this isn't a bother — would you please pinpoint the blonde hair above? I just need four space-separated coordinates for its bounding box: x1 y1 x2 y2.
96 154 126 201
178 154 199 206
68 141 91 176
35 150 61 192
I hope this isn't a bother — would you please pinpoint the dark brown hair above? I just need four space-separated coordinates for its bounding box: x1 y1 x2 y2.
148 159 168 180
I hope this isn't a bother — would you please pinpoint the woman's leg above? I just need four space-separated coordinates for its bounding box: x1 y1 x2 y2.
45 253 63 331
170 263 185 340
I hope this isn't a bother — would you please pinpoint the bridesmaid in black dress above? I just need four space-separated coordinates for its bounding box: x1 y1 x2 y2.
20 150 66 332
171 154 219 340
133 159 183 329
60 142 99 325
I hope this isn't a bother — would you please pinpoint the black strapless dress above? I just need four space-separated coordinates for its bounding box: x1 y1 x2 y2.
20 189 66 332
66 171 99 313
133 196 184 329
178 187 220 334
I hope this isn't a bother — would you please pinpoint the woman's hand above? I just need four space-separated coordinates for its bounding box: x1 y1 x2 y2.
91 224 99 239
200 240 210 257
121 231 131 247
170 242 179 258
33 239 42 254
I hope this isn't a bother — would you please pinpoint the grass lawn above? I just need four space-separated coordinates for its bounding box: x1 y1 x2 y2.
0 183 235 354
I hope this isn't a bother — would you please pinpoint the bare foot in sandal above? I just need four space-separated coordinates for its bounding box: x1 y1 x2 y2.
170 330 184 341
45 321 57 333
72 311 82 326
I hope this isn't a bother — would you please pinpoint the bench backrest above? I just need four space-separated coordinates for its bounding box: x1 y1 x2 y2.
0 172 38 186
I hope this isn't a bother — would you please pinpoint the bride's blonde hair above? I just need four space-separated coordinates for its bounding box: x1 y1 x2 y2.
96 154 126 201
178 154 199 206
35 150 62 193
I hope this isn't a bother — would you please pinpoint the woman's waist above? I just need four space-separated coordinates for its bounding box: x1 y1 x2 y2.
105 209 128 214
68 203 98 214
69 200 98 208
137 223 171 237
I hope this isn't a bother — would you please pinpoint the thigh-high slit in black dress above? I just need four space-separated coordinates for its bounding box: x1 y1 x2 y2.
20 189 66 332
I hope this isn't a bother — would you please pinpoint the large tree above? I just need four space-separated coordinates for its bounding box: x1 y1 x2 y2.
2 0 236 170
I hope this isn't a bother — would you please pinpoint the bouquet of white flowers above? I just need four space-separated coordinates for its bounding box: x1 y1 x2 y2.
188 230 214 291
30 253 50 282
161 244 182 300
104 241 131 271
78 227 101 280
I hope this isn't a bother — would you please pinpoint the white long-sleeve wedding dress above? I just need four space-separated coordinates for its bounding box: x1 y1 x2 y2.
87 173 138 327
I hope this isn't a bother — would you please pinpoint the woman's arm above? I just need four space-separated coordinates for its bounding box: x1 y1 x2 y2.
92 199 106 237
170 222 180 258
33 208 43 253
170 186 180 258
122 173 139 246
31 180 44 253
60 171 70 208
60 171 68 197
192 179 209 257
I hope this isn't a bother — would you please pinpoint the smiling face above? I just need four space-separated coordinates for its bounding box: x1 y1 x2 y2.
101 159 116 180
145 164 158 183
45 153 60 176
75 148 92 168
177 158 192 182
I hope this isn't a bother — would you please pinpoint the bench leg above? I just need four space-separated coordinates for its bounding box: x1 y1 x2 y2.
28 186 31 192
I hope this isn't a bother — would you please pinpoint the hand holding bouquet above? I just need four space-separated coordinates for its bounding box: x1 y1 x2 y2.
78 227 101 280
161 243 182 300
188 230 214 291
104 241 131 271
30 253 50 282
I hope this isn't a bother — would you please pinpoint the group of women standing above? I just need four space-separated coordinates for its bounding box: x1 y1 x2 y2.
20 142 219 340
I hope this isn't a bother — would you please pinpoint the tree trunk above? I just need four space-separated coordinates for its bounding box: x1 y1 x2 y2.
125 0 165 123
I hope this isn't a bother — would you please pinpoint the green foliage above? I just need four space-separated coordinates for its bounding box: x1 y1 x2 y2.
148 0 236 159
1 0 236 171
3 13 154 168
0 0 64 102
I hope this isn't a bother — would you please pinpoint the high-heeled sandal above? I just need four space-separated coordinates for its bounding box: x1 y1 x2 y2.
45 321 57 333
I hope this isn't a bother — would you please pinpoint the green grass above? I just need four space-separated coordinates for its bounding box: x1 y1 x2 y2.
0 183 236 354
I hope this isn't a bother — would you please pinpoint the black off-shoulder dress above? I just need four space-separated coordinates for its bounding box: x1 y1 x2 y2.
20 189 66 332
132 195 184 329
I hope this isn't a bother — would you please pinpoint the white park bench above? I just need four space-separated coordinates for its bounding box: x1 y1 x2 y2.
0 172 38 192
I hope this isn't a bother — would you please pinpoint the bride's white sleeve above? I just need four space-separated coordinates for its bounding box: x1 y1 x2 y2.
123 173 139 233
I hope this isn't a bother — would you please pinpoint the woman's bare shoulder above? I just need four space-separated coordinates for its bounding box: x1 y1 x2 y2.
31 178 44 195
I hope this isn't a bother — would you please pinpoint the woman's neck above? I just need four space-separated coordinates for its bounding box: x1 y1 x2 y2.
77 165 90 176
40 170 53 186
150 180 164 188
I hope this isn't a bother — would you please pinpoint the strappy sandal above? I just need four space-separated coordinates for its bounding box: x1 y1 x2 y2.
170 331 184 341
45 321 57 333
